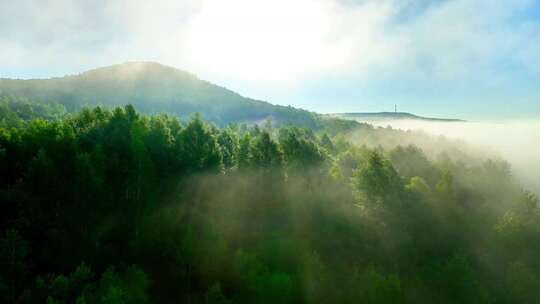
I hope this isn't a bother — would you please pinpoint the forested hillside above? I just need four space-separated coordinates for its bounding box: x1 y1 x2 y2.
0 62 343 129
1 104 539 304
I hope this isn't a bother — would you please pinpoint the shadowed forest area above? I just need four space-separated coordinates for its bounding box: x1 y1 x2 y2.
1 99 539 304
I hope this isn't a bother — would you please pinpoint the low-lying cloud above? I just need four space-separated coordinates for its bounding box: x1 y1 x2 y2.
365 119 540 194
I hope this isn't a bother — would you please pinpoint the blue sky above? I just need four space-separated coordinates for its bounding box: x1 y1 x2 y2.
1 0 539 120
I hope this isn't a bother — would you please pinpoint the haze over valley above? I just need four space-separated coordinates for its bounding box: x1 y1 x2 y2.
336 114 540 194
1 1 540 304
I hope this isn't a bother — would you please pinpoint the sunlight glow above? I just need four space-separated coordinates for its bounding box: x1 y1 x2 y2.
186 0 344 83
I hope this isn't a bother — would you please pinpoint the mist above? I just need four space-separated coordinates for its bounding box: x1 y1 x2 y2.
358 118 540 194
2 0 540 301
2 101 540 303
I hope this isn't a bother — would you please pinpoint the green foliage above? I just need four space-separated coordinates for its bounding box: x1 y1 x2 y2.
205 283 231 304
0 104 537 304
280 127 325 172
319 133 335 155
176 115 221 172
232 250 293 303
352 151 404 208
389 145 439 186
0 230 29 303
407 176 431 196
0 96 66 127
217 127 238 169
249 131 282 169
236 133 251 170
506 261 540 303
349 265 404 304
18 264 148 304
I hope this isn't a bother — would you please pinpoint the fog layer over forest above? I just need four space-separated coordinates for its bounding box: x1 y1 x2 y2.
353 119 540 194
2 97 540 303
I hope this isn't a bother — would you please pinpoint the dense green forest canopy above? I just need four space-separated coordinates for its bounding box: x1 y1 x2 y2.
1 102 539 304
0 62 355 129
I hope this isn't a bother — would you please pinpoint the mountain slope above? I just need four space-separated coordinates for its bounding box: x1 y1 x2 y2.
0 62 329 128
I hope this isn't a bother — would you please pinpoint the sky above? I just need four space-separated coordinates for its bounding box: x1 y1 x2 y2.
1 0 540 120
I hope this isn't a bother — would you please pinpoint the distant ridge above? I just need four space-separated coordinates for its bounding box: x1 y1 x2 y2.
329 112 465 122
0 61 347 129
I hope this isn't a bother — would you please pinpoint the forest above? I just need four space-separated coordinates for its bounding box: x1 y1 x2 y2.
1 98 539 304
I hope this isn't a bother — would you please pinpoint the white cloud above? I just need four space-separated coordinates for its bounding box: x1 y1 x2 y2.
0 0 539 86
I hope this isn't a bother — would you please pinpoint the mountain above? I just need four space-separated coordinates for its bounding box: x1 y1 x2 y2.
328 112 464 122
0 62 337 129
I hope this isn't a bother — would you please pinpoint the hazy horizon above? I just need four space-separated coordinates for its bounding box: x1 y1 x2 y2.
2 60 540 122
347 118 539 193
